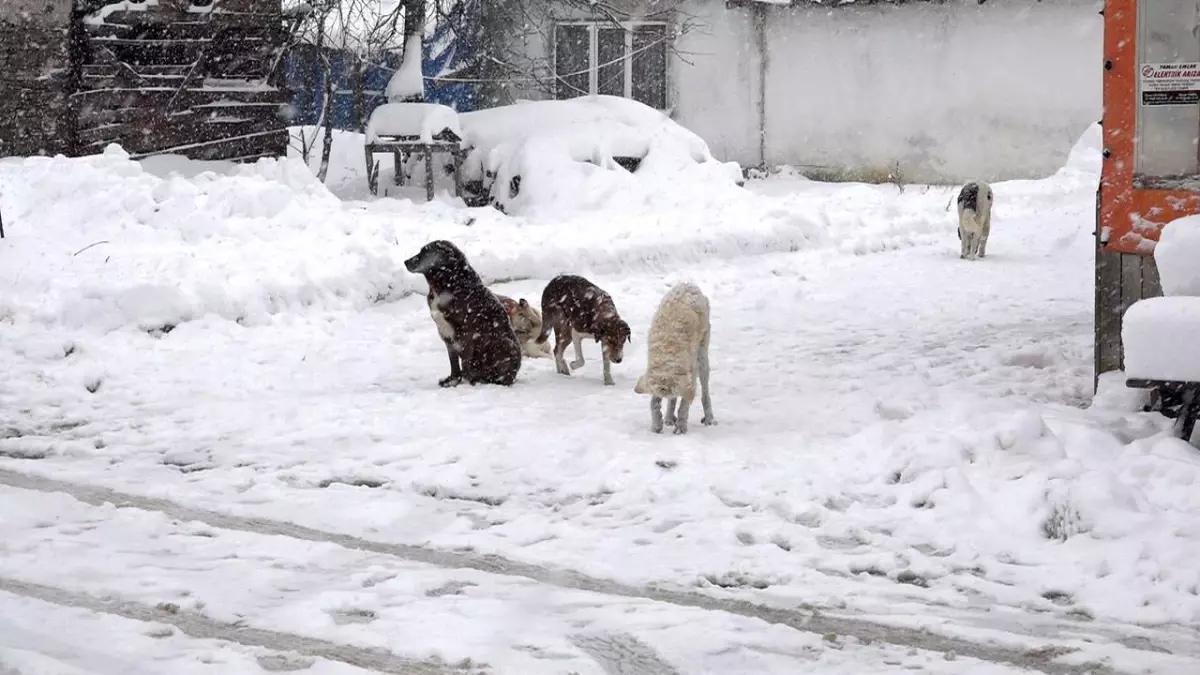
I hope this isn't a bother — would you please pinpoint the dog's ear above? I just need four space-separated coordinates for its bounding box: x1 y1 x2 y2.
518 298 528 308
634 375 647 395
594 334 601 343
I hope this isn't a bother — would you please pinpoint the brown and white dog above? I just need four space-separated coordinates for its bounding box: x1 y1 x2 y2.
535 274 632 386
493 293 553 359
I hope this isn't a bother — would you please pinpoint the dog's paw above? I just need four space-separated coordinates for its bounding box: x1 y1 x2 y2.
651 421 664 434
570 359 586 370
603 377 615 386
673 423 688 435
555 363 572 376
701 416 717 426
438 376 463 388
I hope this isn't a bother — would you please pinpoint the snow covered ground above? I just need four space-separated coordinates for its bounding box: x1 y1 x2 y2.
1 124 1199 674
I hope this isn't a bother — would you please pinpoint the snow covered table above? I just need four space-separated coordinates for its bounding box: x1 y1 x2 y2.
364 103 467 202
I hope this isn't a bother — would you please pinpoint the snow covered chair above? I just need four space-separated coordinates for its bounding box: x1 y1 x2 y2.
1123 215 1200 441
364 102 466 202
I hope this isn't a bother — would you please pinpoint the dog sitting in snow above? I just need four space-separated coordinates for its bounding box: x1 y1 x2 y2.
956 181 994 260
404 240 522 387
493 293 552 359
634 282 716 435
536 274 632 386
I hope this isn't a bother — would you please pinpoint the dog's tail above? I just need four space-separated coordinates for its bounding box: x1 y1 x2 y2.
535 308 554 344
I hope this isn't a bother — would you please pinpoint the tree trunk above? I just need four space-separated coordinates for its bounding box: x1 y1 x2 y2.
312 14 335 183
351 52 366 132
402 0 425 46
317 52 335 183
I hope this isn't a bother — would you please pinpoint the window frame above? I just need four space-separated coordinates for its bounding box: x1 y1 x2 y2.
551 20 670 111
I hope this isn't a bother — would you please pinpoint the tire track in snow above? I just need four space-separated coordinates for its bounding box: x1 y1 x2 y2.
568 633 682 675
0 468 1119 675
0 577 475 675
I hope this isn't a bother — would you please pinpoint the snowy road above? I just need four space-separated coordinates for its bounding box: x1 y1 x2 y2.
2 130 1199 674
0 480 1119 675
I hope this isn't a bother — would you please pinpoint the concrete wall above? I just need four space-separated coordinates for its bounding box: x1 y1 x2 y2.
503 0 1103 183
751 0 1103 182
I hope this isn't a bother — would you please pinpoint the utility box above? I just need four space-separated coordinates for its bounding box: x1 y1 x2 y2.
1096 0 1200 383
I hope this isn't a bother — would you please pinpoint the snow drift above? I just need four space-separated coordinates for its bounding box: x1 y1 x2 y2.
455 96 746 217
0 123 1100 335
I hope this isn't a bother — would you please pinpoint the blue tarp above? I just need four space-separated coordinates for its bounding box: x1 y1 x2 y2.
282 0 483 130
423 0 482 113
282 47 393 129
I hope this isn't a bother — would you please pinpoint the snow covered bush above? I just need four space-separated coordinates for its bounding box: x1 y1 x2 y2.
454 96 745 217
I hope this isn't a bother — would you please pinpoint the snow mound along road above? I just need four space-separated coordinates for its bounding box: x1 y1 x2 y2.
456 96 746 217
0 150 981 335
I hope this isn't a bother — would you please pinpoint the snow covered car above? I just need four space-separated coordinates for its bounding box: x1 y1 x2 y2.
454 96 745 216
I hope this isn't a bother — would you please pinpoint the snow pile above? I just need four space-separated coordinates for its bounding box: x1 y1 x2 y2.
1153 214 1200 296
1122 214 1200 382
1123 298 1200 381
0 119 1100 336
0 146 404 332
1054 122 1102 180
810 404 1200 625
365 103 463 143
456 96 746 216
0 141 925 335
386 33 426 102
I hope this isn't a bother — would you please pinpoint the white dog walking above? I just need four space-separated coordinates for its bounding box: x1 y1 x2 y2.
634 282 716 435
957 181 994 260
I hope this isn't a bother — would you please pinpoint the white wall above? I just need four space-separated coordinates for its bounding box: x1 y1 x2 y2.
675 0 1103 182
504 0 1102 183
671 3 763 166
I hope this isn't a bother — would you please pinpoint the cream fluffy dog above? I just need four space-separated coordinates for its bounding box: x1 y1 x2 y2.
634 282 716 435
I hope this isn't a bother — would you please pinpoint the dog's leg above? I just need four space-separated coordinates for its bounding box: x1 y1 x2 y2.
674 388 695 435
439 339 462 388
978 214 991 259
601 351 614 386
663 397 678 427
699 336 716 426
959 225 970 259
553 326 572 376
569 332 586 370
650 395 664 433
